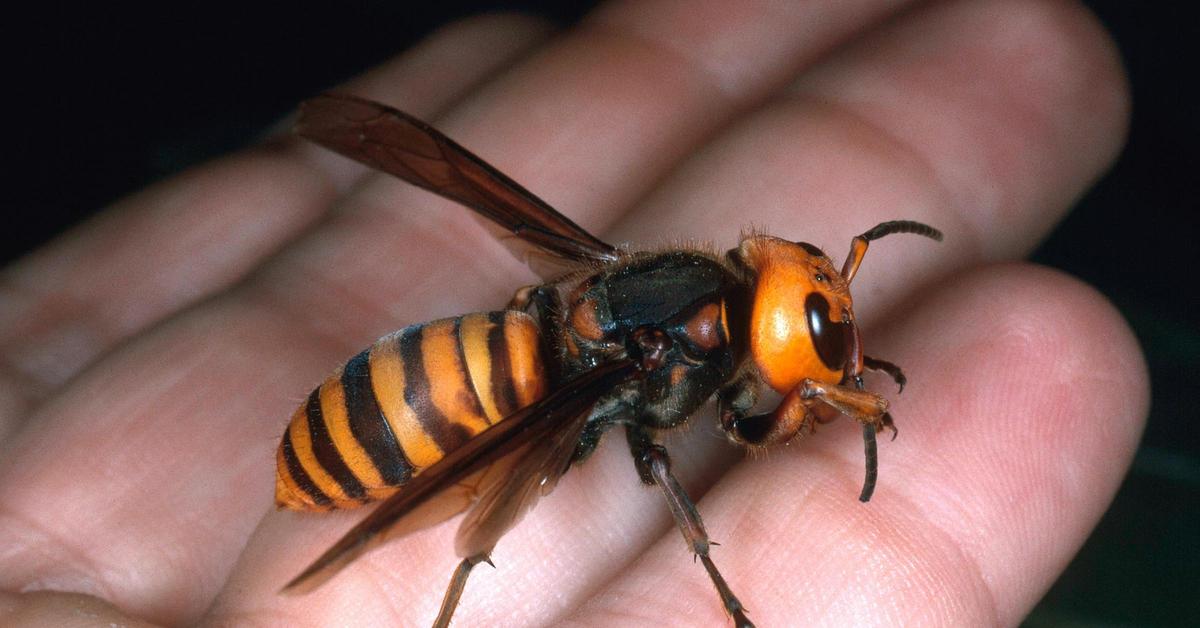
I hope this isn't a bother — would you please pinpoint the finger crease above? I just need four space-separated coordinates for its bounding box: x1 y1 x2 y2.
0 505 118 603
578 19 745 105
784 90 984 258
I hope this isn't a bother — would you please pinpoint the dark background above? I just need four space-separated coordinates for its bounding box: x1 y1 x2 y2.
5 2 1196 625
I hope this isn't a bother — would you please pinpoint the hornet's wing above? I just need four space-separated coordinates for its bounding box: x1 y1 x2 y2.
296 94 619 266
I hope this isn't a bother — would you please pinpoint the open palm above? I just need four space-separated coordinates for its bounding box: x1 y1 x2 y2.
0 1 1144 626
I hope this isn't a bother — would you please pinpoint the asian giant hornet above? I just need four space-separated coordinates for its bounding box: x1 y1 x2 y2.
275 94 942 627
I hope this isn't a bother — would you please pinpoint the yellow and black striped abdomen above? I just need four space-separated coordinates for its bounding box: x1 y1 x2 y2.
275 311 547 511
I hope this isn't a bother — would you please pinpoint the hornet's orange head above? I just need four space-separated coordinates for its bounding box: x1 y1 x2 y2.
736 235 857 393
734 221 943 395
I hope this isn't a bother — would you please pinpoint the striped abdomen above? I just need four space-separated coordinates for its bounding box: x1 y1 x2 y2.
275 311 547 511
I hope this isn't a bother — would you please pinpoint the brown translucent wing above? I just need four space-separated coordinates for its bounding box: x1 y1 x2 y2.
296 93 618 265
281 359 638 594
346 455 517 550
453 380 598 559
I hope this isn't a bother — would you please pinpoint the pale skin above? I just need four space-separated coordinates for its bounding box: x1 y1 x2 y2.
0 1 1145 626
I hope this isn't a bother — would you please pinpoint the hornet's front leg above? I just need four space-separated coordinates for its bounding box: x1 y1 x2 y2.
626 425 754 628
864 355 906 393
721 378 892 445
719 378 895 502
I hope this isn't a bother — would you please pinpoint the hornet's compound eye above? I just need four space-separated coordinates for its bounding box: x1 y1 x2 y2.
805 293 847 371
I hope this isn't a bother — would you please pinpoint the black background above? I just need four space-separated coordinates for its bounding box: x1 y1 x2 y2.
5 2 1196 625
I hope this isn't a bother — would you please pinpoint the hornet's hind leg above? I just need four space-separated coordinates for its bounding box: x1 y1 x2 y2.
432 554 492 628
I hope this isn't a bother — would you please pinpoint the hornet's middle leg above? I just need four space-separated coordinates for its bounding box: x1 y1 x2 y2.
627 424 754 628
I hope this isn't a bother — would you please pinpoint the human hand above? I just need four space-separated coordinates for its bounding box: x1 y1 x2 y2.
0 1 1143 626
